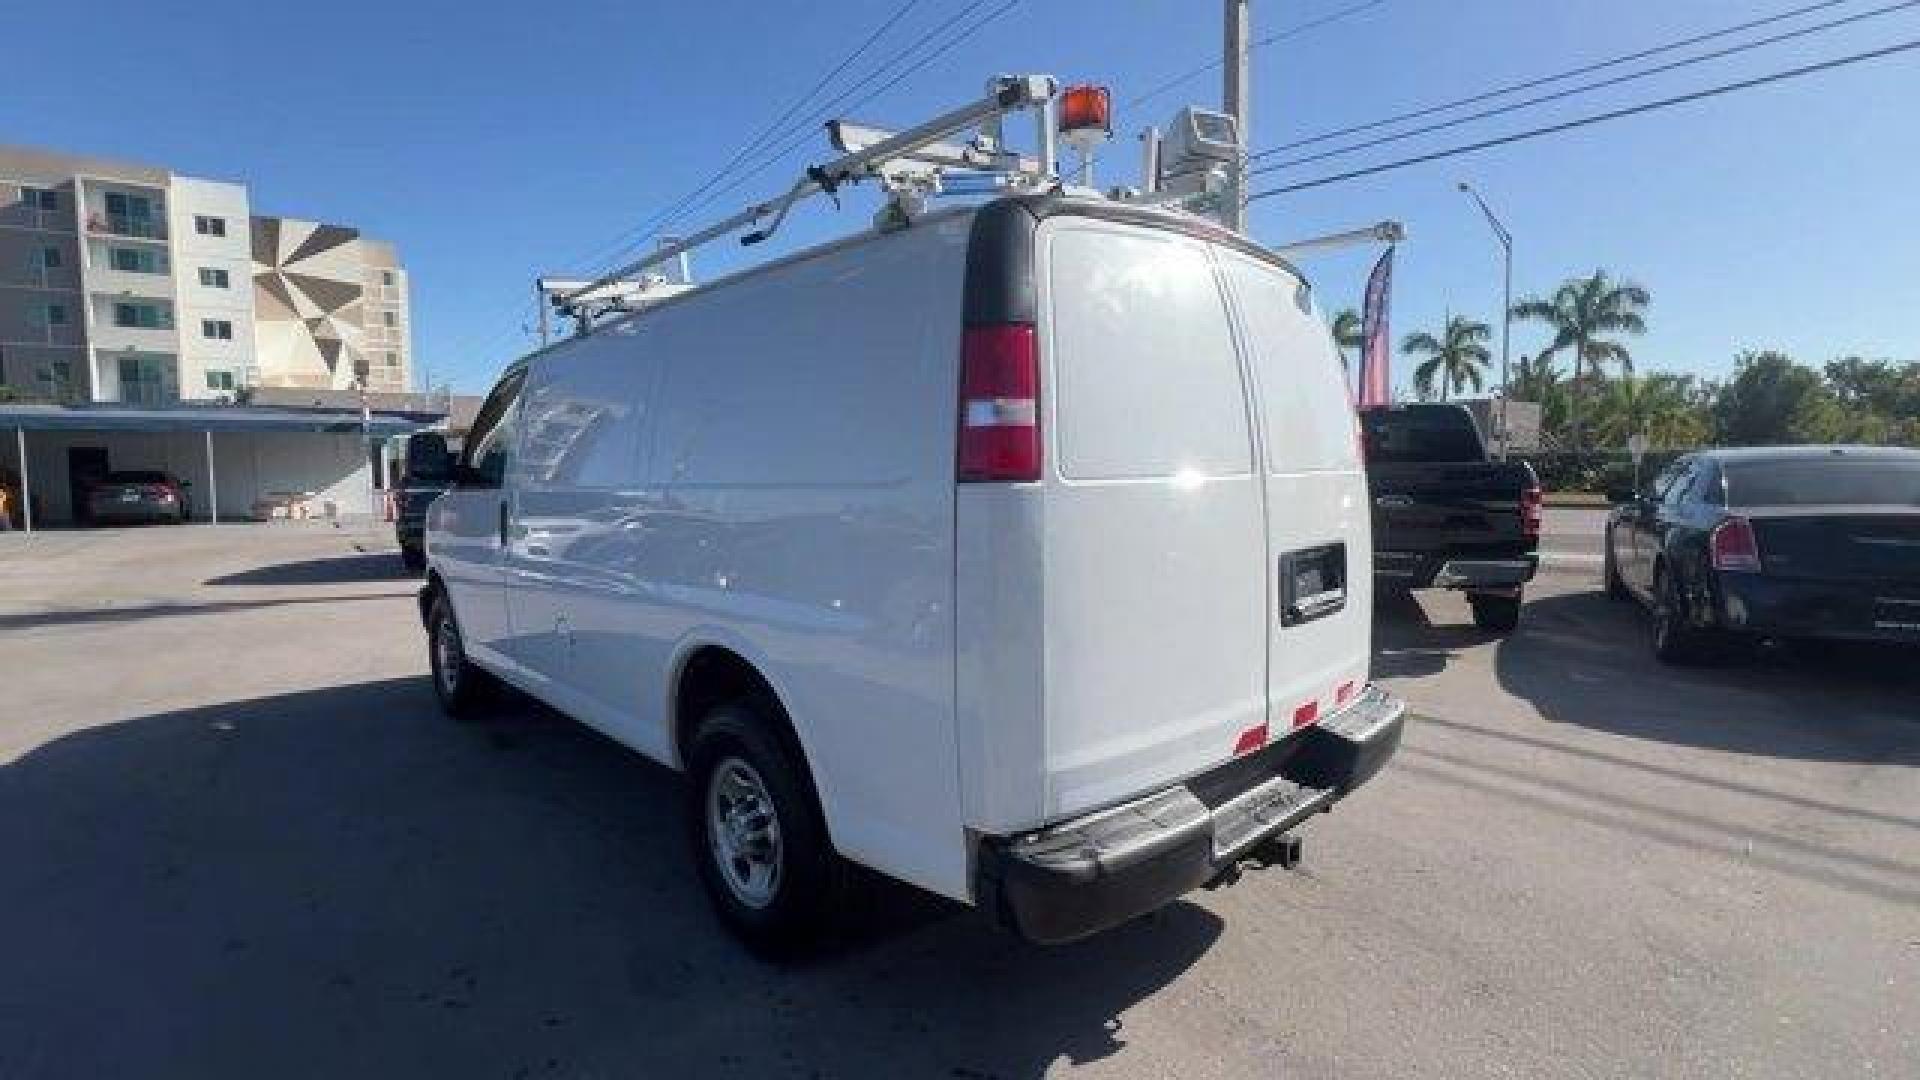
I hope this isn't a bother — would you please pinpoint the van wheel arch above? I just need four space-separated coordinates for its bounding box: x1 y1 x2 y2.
672 645 806 775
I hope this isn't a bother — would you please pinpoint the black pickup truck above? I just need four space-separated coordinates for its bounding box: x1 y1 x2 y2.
1362 403 1541 632
396 431 455 575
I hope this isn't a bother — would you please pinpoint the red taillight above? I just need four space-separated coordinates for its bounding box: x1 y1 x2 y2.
1520 483 1543 540
1711 516 1762 572
1292 700 1320 730
957 323 1040 483
144 484 174 501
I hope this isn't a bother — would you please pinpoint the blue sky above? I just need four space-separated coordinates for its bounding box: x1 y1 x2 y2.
6 0 1918 395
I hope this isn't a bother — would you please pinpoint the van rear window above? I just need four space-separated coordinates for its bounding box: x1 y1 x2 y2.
1045 226 1251 480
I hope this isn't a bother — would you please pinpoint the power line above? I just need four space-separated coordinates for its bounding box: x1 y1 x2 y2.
1246 35 1920 201
1255 0 1920 172
1123 0 1390 111
583 0 1010 281
444 0 1022 376
1260 0 1855 157
627 0 1026 258
567 0 930 278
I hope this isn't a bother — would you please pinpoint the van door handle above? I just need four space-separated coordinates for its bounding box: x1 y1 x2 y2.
1375 495 1412 508
497 500 509 547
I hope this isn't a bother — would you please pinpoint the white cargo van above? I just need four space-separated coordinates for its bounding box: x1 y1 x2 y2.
421 192 1404 948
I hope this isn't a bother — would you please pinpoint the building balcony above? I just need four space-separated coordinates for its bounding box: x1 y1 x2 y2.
93 323 178 354
85 212 168 242
1 206 74 233
87 265 176 298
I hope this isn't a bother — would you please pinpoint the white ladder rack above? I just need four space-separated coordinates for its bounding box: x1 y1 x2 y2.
553 74 1063 332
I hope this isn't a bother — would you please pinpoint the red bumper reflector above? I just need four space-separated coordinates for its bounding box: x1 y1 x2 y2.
1232 722 1269 756
1293 700 1320 730
1336 681 1356 707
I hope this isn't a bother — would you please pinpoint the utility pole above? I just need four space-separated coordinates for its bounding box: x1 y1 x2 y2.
1223 0 1250 233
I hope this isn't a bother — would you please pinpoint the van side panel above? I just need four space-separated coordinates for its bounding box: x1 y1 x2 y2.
505 327 668 756
641 216 973 899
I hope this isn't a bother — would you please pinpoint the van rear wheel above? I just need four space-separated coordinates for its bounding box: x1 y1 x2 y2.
686 703 843 955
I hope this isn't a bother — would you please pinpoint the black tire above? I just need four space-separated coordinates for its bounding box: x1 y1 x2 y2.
686 703 844 956
427 587 489 717
1469 591 1522 633
1651 567 1721 665
400 544 427 575
1603 529 1630 601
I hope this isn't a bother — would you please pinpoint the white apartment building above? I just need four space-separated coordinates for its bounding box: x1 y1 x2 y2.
1 143 411 404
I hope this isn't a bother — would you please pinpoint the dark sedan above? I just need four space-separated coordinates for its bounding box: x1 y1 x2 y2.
1604 446 1920 663
84 470 191 526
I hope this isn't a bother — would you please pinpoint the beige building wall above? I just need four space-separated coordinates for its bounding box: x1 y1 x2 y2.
250 217 413 392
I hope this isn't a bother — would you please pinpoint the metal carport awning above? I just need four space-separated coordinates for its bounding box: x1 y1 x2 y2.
2 403 436 534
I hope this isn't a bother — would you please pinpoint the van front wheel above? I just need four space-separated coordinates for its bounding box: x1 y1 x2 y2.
687 704 842 955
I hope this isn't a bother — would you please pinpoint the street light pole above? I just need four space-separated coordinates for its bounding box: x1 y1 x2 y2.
1458 182 1512 457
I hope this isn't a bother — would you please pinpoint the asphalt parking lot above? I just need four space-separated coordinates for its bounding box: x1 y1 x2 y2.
2 524 1915 1079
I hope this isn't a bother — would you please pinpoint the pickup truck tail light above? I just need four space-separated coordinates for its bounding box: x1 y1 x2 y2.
957 323 1040 483
1711 515 1762 572
1520 484 1543 540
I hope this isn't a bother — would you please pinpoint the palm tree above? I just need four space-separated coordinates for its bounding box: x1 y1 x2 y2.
1401 316 1492 402
1329 308 1364 376
1592 373 1707 449
1510 270 1651 452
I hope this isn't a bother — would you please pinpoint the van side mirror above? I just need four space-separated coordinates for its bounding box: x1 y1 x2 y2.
404 432 454 485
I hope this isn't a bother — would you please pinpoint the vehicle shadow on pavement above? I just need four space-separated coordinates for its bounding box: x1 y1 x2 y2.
0 678 1221 1079
1494 588 1920 765
1370 589 1501 679
204 552 413 586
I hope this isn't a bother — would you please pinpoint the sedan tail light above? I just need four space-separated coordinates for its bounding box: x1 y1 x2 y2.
143 484 175 502
1710 516 1762 572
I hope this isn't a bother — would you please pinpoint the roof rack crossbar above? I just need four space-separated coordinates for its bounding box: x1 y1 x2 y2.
558 74 1060 325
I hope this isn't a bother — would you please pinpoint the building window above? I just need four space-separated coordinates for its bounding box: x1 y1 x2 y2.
21 186 59 211
43 303 68 326
113 302 166 329
381 270 395 287
37 246 62 270
197 266 230 288
384 351 400 367
193 214 226 237
110 247 164 273
205 369 235 391
200 318 233 340
382 310 397 327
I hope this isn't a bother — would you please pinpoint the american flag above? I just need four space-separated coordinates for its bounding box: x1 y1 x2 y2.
1357 247 1395 408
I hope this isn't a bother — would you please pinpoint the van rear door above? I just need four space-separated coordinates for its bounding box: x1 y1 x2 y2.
1217 253 1373 734
1036 219 1271 818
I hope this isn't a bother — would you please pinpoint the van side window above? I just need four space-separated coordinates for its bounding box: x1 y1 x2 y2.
1046 226 1251 480
460 368 526 489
